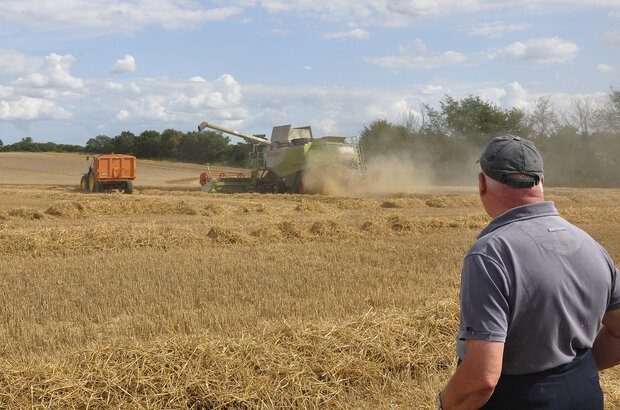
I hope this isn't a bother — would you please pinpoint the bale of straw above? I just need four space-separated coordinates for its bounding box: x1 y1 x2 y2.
240 202 269 214
201 203 231 216
380 200 403 209
294 201 329 213
207 226 247 244
8 208 45 220
45 201 88 218
309 220 356 238
360 217 393 235
276 220 306 239
250 225 284 239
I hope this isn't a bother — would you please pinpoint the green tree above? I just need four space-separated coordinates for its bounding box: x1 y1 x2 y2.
594 87 620 134
359 119 410 156
161 129 183 157
112 131 136 155
134 130 162 158
527 96 558 146
85 135 113 153
175 131 230 163
439 95 528 146
226 141 253 167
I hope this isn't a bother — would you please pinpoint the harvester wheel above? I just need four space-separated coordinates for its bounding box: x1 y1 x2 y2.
80 175 88 190
296 183 304 194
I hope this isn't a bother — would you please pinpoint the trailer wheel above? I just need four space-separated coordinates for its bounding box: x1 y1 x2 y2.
80 175 88 190
125 181 133 194
93 180 101 193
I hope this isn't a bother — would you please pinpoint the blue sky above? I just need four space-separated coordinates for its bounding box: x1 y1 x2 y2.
0 0 619 146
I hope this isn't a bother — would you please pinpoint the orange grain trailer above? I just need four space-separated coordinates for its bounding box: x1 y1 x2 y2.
80 154 136 194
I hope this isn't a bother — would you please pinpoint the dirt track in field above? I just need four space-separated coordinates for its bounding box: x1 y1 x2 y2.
0 152 246 189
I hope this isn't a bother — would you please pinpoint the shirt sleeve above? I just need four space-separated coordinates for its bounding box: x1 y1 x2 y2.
607 259 620 312
457 252 510 343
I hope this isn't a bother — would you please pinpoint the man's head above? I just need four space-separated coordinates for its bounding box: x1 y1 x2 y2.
479 135 543 187
478 135 545 218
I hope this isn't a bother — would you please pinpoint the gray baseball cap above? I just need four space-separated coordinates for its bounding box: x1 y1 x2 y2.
479 135 543 187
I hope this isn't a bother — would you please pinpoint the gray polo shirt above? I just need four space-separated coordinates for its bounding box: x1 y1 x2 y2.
457 201 620 375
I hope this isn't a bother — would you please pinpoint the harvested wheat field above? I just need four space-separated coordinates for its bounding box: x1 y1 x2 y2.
0 152 618 408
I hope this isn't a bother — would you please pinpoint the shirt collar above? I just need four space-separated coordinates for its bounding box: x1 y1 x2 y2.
478 201 559 239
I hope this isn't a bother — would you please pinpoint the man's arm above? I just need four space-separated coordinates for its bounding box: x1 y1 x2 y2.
592 308 620 370
440 339 503 410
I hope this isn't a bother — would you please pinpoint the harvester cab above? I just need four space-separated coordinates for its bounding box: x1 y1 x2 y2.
197 121 364 194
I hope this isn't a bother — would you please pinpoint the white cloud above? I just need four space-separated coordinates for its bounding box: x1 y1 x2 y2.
0 85 13 99
190 76 206 82
128 82 141 93
0 1 244 33
109 55 137 74
478 87 507 105
0 49 43 78
324 28 370 40
304 65 313 71
0 96 72 119
468 21 531 38
365 39 466 69
257 0 620 30
116 109 130 120
387 0 620 18
105 81 124 91
106 74 246 123
489 37 579 64
271 28 291 35
597 63 616 72
605 31 620 45
421 85 444 95
386 0 452 17
0 0 618 34
11 53 85 90
503 81 530 109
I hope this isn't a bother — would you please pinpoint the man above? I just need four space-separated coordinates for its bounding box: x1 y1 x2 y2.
438 135 620 409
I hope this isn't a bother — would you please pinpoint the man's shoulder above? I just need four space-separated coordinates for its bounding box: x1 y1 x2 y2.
468 207 608 262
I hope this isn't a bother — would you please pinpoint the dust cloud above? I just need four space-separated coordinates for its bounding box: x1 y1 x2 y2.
353 153 435 195
302 152 476 197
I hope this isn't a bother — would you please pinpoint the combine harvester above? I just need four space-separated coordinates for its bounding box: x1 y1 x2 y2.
198 122 364 194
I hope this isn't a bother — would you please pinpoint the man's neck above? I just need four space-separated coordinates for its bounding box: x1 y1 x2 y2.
488 191 545 219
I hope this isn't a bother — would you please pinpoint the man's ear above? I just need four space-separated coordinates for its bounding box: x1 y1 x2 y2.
478 172 487 196
540 175 544 186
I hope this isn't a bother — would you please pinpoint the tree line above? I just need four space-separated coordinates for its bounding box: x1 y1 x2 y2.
359 89 620 187
82 129 255 167
0 130 255 168
1 88 618 186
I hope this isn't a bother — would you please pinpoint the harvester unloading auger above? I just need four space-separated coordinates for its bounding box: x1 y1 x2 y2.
197 122 364 194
